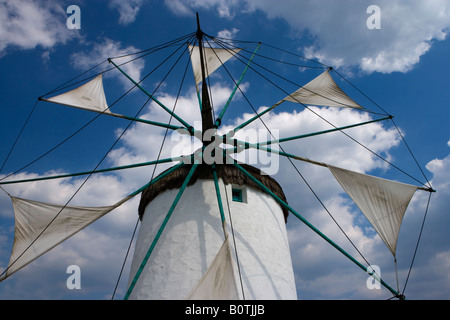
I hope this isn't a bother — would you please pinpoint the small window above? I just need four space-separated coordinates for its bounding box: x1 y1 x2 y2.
232 188 243 202
231 186 246 203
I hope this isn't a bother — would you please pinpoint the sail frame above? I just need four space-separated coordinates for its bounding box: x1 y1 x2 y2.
327 165 418 256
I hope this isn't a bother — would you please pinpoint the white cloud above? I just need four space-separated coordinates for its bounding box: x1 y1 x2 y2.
217 28 239 40
164 0 240 18
70 38 145 90
247 0 450 73
167 0 450 74
109 0 144 25
0 0 74 56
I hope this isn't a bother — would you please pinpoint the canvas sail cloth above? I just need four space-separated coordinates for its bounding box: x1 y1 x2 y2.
186 235 240 300
327 165 418 256
282 70 363 109
0 195 131 281
41 74 111 114
188 45 241 85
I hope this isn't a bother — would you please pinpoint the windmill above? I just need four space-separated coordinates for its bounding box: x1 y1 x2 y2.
0 15 435 300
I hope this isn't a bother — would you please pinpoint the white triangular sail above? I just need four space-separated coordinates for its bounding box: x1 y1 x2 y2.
188 45 241 85
186 236 240 300
42 74 111 114
327 165 418 256
283 70 363 109
0 195 131 281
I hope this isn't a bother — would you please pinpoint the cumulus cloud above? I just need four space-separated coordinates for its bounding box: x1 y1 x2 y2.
251 0 450 73
70 38 145 90
109 0 144 25
164 0 240 18
166 0 450 73
217 28 240 40
0 0 74 56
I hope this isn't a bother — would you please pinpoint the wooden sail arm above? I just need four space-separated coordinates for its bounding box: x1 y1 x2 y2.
229 138 433 193
39 96 189 132
0 156 186 186
256 116 393 146
108 58 193 131
215 43 261 128
124 160 200 299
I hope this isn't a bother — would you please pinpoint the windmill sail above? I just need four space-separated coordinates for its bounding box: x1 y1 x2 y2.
186 236 240 300
283 70 363 109
42 74 111 114
188 45 241 85
0 195 131 281
327 165 418 256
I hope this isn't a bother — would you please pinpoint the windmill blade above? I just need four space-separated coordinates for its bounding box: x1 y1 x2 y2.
283 69 363 109
0 195 132 282
188 44 241 85
186 235 241 300
41 74 111 114
327 165 418 256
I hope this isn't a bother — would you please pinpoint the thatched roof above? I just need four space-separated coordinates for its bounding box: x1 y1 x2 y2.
139 163 289 222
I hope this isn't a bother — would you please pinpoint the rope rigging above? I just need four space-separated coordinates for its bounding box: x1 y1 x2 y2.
0 33 197 282
112 39 195 299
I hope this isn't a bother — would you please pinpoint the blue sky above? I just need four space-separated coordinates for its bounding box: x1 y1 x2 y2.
0 0 449 300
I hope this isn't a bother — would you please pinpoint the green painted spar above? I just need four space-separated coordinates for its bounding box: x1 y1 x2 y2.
39 95 185 132
124 160 200 299
231 139 434 193
256 116 393 146
231 100 282 134
224 116 392 149
0 156 185 185
101 112 185 131
108 58 193 131
211 164 226 224
128 161 186 197
215 43 261 128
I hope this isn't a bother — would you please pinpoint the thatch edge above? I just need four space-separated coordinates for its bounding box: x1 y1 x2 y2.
138 163 289 222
